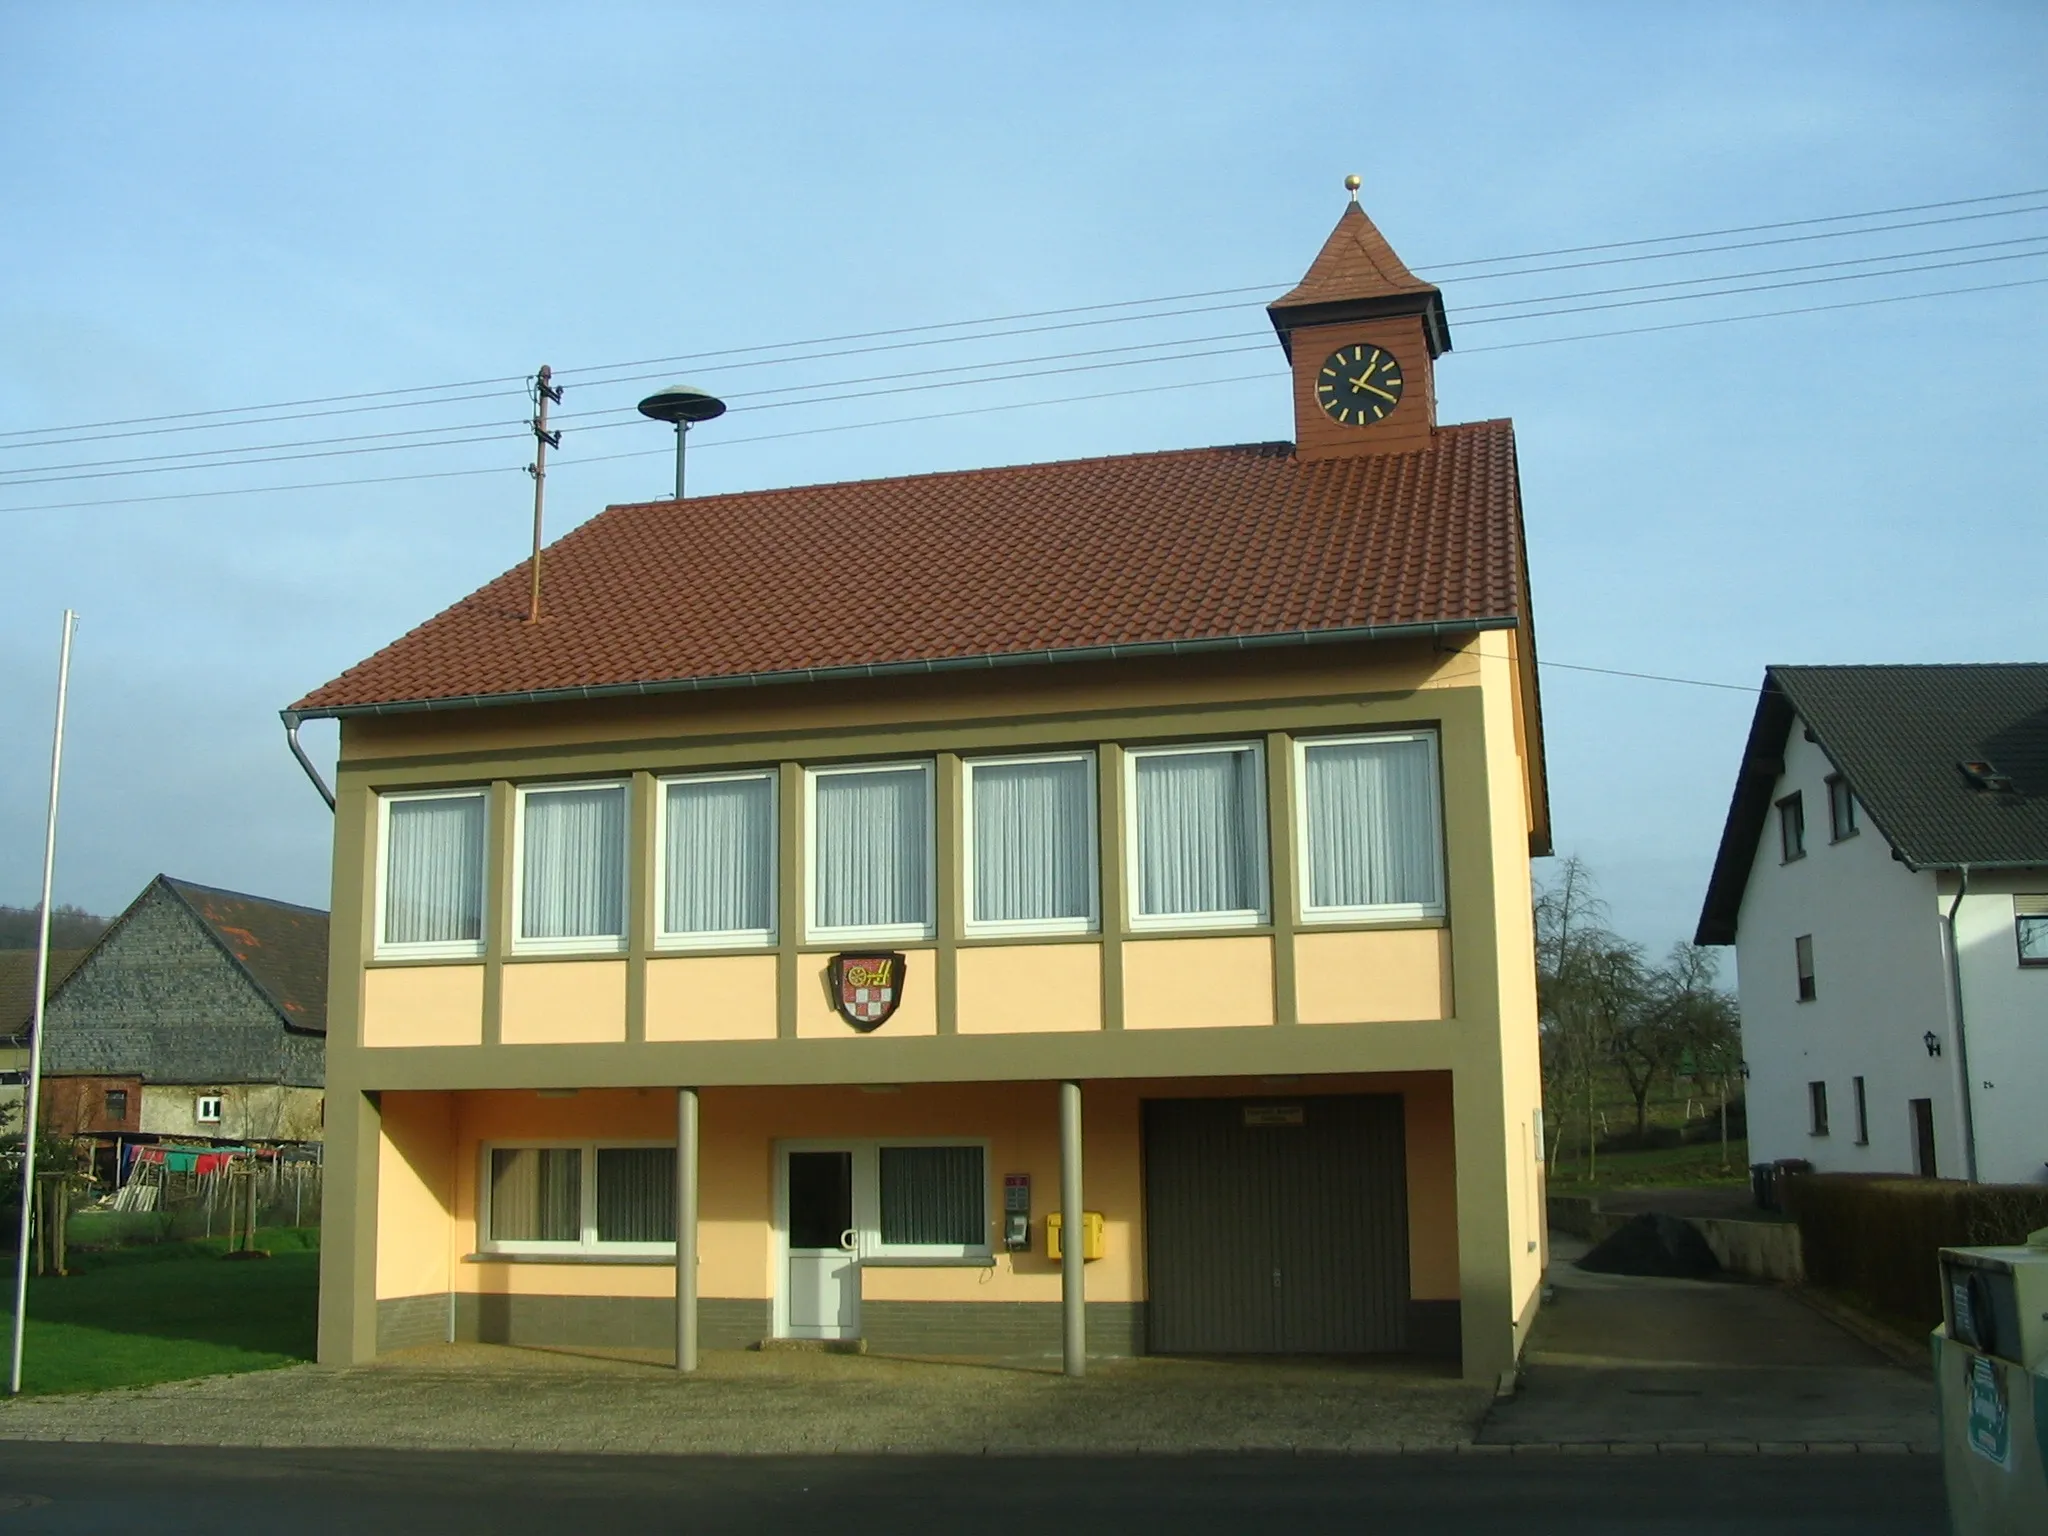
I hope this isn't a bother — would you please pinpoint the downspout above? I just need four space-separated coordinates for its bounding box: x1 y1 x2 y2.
1941 865 1980 1183
281 711 336 812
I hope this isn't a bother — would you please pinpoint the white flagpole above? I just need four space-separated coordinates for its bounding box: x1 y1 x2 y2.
10 610 76 1397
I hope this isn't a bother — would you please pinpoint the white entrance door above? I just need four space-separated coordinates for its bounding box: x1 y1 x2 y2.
784 1148 859 1339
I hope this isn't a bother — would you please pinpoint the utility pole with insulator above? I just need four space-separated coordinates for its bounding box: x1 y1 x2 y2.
526 364 563 624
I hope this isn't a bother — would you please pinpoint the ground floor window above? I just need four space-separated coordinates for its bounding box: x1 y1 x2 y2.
484 1142 675 1254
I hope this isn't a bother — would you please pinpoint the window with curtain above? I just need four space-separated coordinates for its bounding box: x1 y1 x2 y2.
380 790 487 954
595 1147 676 1243
1298 733 1445 919
661 771 776 943
488 1147 582 1243
483 1143 677 1252
966 753 1096 932
809 763 933 938
877 1145 986 1249
1130 743 1266 925
517 782 627 948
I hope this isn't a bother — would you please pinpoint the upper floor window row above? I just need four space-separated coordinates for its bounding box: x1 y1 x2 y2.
372 731 1446 958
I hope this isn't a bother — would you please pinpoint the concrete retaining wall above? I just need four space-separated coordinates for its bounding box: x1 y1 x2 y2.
1547 1196 1804 1283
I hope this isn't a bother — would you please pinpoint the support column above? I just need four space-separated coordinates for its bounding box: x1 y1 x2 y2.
1059 1079 1085 1378
317 1087 381 1366
676 1087 700 1372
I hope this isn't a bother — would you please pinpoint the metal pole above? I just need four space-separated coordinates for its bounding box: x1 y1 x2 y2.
676 1088 699 1371
526 365 560 624
673 422 687 501
1059 1080 1085 1378
10 610 76 1397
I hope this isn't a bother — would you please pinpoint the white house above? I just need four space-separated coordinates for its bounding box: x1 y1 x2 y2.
1696 665 2048 1187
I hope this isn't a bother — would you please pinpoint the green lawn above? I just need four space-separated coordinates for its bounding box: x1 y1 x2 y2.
0 1227 318 1396
1546 1138 1751 1193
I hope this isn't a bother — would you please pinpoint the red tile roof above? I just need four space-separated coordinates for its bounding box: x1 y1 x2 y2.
291 421 1525 715
1270 203 1441 310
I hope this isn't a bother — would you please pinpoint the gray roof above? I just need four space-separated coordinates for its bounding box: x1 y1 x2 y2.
14 876 327 1087
1697 663 2048 944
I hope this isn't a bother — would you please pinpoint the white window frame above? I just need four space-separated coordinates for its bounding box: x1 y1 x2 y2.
962 749 1099 938
1292 729 1447 925
195 1094 223 1124
1123 739 1269 932
773 1137 993 1269
477 1139 677 1257
373 787 490 961
511 779 631 956
653 768 778 950
804 760 937 944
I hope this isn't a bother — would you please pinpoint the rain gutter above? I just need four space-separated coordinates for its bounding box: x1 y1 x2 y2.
280 616 1519 724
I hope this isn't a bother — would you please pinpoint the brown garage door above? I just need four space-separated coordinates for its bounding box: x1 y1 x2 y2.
1143 1094 1409 1354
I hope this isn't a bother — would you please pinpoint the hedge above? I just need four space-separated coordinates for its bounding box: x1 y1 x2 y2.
1784 1173 2048 1329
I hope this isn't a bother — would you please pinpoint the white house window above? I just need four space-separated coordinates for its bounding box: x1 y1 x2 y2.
1852 1076 1869 1145
377 789 488 958
1826 775 1857 842
807 762 935 941
1808 1081 1829 1137
195 1095 223 1124
2015 896 2048 967
1296 732 1445 922
515 782 628 952
1127 742 1268 928
1778 793 1806 862
1795 933 1817 1001
964 752 1097 935
658 770 777 947
483 1143 675 1255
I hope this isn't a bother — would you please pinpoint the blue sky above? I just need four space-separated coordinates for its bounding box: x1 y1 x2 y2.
2 3 2043 953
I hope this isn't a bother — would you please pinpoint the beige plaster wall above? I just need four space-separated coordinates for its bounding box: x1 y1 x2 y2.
1123 937 1274 1030
1294 928 1452 1025
363 965 484 1048
500 960 627 1045
376 1091 457 1301
645 954 779 1042
955 944 1102 1034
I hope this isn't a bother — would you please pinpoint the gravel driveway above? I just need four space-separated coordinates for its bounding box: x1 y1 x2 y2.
0 1345 1491 1456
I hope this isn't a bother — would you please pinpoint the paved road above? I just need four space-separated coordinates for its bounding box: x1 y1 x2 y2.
1483 1236 1937 1449
0 1442 1947 1535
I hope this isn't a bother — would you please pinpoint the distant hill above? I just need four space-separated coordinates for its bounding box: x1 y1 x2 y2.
0 904 110 951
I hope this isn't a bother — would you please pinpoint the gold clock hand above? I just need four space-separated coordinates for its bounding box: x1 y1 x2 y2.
1356 380 1398 403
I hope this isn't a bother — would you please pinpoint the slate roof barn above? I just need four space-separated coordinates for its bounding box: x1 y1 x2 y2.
13 876 327 1088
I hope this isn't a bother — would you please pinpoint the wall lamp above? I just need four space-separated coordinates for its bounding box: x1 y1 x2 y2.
1923 1031 1943 1059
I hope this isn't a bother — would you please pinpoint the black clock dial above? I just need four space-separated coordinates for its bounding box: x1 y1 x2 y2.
1314 343 1404 425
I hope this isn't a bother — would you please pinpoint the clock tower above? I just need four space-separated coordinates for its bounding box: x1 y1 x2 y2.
1269 186 1450 462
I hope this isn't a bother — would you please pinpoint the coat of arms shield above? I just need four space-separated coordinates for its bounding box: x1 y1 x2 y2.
829 951 907 1032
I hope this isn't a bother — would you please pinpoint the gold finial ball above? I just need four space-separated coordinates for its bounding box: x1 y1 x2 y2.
1343 173 1362 198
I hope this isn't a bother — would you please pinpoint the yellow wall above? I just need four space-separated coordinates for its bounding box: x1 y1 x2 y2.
955 944 1102 1035
646 954 779 1041
501 959 627 1044
1294 928 1452 1025
376 1091 457 1301
376 1074 1458 1311
363 965 484 1048
1123 937 1274 1030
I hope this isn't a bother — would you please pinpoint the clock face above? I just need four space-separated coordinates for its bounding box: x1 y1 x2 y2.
1315 343 1405 425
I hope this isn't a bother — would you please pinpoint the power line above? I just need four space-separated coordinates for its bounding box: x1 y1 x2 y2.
5 266 2038 515
5 187 2043 448
15 234 2046 488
